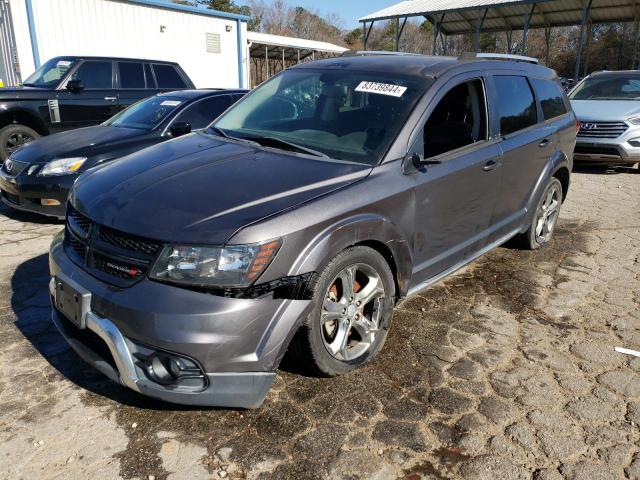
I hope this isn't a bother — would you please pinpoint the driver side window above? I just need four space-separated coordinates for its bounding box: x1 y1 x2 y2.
418 79 488 159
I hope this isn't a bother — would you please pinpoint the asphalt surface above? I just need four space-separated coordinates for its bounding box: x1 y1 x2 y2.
1 165 639 480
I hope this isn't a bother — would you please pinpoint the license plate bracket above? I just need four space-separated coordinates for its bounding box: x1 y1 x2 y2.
54 275 91 329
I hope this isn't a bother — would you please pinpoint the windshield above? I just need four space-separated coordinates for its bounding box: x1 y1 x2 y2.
569 75 640 100
23 57 77 88
213 68 430 164
104 95 184 130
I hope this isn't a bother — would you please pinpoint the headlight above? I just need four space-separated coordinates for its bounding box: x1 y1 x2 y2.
149 239 281 288
628 116 640 125
38 157 87 176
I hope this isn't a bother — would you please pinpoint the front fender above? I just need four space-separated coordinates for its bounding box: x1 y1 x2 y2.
288 213 413 298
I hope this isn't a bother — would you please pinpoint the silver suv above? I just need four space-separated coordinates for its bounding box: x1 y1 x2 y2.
570 70 640 168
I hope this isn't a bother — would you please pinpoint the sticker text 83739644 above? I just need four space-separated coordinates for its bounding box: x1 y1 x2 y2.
355 81 407 98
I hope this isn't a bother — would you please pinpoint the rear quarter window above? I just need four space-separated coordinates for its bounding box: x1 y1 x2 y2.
493 75 538 136
153 64 187 89
531 78 568 120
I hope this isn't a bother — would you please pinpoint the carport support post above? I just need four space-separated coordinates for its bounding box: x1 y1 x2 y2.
574 0 593 80
544 26 552 65
474 9 488 52
396 17 407 51
363 21 373 51
521 4 535 56
433 14 445 55
583 22 592 76
633 16 639 68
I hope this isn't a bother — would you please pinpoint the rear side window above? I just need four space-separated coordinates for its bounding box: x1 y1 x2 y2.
494 76 537 136
173 96 232 129
153 64 187 88
118 62 145 88
531 78 567 120
71 61 113 89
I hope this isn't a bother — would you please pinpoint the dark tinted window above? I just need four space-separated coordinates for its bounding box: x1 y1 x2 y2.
118 62 145 88
532 79 567 120
422 79 487 158
494 76 537 135
153 64 186 88
144 64 156 88
105 96 184 130
174 96 231 129
71 61 113 89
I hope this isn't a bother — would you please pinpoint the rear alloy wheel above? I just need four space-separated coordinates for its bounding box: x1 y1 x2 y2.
0 124 40 162
290 246 395 376
519 177 563 250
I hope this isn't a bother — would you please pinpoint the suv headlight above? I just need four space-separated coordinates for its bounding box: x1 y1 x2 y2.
38 157 87 177
628 116 640 125
149 239 281 288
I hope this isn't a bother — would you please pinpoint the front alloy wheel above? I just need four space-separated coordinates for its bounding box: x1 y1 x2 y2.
321 263 385 361
290 246 395 376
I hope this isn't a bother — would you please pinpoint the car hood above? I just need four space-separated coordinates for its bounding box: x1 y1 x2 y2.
571 99 640 122
11 125 148 164
72 132 371 244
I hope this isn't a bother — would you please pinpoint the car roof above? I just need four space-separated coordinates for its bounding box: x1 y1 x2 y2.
590 70 640 78
292 53 556 79
156 89 248 100
51 55 181 65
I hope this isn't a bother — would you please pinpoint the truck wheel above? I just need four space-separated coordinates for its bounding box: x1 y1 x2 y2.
290 246 395 377
0 124 40 162
518 177 563 250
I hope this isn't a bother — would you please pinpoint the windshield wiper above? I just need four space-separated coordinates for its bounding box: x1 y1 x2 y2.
208 126 231 138
241 135 329 158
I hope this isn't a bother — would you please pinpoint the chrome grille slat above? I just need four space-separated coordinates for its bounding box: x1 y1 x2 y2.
578 121 628 139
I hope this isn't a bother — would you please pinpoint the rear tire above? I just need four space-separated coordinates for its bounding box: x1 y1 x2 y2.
0 124 39 162
517 177 563 250
289 246 396 377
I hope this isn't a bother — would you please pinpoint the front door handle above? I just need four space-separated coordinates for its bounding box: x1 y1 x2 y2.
482 159 500 172
539 138 551 148
104 96 117 102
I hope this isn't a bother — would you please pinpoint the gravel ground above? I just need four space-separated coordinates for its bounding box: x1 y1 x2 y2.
0 165 639 480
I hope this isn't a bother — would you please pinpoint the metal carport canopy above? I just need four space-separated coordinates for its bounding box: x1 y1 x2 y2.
359 0 639 35
247 31 347 60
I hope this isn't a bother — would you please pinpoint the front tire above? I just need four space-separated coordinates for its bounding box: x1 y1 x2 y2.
290 246 396 377
0 124 40 162
518 177 563 250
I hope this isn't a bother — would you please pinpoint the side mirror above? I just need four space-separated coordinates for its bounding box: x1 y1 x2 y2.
409 152 442 169
169 121 192 137
66 79 84 93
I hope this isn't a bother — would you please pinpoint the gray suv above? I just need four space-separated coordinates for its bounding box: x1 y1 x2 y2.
49 53 577 408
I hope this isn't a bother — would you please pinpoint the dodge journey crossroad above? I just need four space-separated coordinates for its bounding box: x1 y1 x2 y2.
49 53 577 408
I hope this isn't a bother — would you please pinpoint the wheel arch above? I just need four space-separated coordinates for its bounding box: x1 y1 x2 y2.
0 108 49 136
289 213 413 299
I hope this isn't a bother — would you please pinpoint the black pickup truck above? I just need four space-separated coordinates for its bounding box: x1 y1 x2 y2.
0 56 195 162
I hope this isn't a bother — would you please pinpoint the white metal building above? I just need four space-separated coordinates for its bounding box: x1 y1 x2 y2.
0 0 250 88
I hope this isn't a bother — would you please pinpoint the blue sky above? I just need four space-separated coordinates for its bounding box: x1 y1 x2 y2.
290 0 393 27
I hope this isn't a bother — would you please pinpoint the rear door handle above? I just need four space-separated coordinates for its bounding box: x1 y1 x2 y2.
482 159 500 172
104 96 117 102
539 138 551 148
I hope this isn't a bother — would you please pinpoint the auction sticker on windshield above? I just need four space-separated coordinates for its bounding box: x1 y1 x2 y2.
355 81 407 97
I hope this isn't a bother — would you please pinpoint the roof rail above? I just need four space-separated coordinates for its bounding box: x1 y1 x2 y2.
459 52 539 64
340 50 421 57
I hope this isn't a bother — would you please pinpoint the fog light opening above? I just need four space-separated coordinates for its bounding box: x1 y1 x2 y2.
134 351 206 389
41 198 61 206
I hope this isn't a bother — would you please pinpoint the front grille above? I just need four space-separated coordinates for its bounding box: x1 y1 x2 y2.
578 121 628 139
2 159 28 177
68 205 92 234
574 145 621 157
93 252 146 280
63 206 162 286
98 226 161 257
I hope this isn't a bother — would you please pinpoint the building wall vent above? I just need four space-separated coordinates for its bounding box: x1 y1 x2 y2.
206 33 221 54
